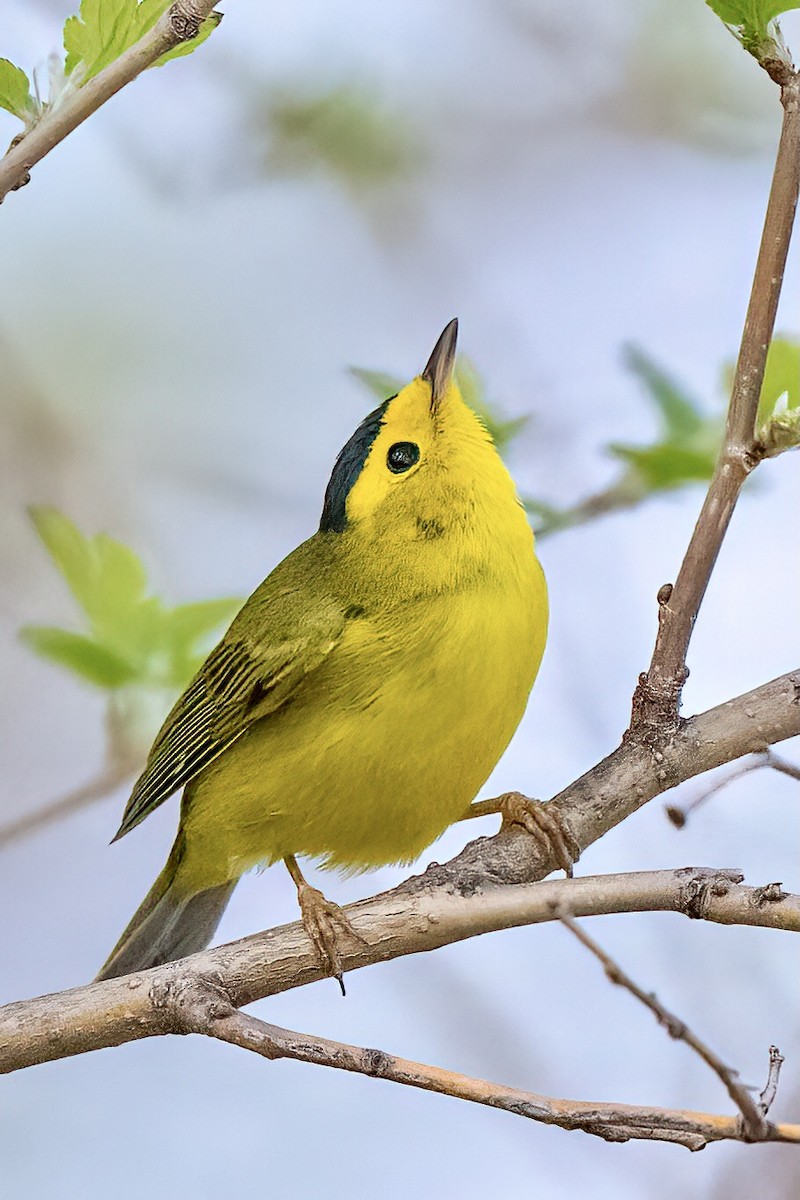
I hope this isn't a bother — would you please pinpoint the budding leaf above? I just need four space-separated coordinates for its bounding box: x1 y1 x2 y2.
706 1 799 23
63 0 219 84
705 0 799 59
757 335 800 427
0 58 34 122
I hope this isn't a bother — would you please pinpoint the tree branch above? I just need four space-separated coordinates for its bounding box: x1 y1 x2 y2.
3 908 798 1149
558 911 770 1140
629 70 800 738
2 861 798 1075
0 1 220 203
203 1008 799 1152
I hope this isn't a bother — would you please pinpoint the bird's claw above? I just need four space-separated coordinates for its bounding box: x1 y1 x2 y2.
497 791 580 877
296 882 366 994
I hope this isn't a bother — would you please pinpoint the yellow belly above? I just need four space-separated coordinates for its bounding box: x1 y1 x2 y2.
178 560 547 890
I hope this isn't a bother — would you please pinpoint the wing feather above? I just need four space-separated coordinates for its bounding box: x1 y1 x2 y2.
114 597 344 839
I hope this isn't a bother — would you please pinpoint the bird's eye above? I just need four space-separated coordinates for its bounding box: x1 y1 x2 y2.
386 442 420 474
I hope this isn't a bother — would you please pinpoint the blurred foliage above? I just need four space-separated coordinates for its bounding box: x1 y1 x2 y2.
22 335 799 697
357 342 727 538
705 0 798 60
0 0 220 130
22 508 240 692
529 334 799 536
607 347 723 489
350 356 528 454
265 82 421 190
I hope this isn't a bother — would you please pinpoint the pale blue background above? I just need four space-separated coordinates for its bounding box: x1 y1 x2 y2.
1 2 799 1197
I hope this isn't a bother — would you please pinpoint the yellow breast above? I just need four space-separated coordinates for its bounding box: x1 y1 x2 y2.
180 370 548 888
182 518 546 885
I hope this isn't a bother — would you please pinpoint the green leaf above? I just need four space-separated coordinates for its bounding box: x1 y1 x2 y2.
20 626 136 688
26 507 243 695
757 335 800 427
705 0 800 58
706 1 798 24
63 0 217 84
609 347 723 493
29 506 96 610
0 58 33 121
609 443 720 489
64 0 144 81
622 345 705 439
153 12 222 66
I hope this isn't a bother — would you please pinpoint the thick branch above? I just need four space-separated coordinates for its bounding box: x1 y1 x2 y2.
2 668 799 1072
630 72 800 736
0 1 220 202
3 861 798 1074
2 669 798 1076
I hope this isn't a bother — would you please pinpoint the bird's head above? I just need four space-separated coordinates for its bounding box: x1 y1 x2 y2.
319 320 523 556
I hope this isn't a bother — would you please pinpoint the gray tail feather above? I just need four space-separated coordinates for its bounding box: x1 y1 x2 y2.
96 841 236 981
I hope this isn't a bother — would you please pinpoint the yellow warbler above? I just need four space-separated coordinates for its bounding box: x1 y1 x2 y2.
98 321 548 986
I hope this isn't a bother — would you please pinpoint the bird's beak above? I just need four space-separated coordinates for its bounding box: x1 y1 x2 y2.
422 318 458 412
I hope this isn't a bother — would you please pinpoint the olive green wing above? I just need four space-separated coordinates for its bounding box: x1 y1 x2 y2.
114 594 344 840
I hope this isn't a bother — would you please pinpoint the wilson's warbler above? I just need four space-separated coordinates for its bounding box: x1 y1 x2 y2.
98 321 549 986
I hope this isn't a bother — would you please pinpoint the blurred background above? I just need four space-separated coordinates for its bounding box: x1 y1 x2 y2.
1 1 799 1196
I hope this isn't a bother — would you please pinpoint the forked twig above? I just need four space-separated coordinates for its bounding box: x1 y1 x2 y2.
557 909 773 1141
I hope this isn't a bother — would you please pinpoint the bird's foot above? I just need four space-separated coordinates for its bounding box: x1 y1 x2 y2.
496 792 580 877
295 880 365 995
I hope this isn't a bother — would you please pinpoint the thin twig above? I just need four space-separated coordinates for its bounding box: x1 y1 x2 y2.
200 1006 798 1151
0 1 221 203
666 749 800 828
0 765 134 850
629 70 800 738
759 1046 785 1118
557 911 770 1140
770 753 800 782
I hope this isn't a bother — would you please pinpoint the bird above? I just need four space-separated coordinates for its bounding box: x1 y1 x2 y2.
97 320 550 988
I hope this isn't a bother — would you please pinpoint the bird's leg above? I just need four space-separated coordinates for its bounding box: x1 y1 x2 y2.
462 792 580 877
283 855 365 995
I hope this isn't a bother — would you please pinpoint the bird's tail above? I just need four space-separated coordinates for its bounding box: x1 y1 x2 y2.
96 835 236 982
